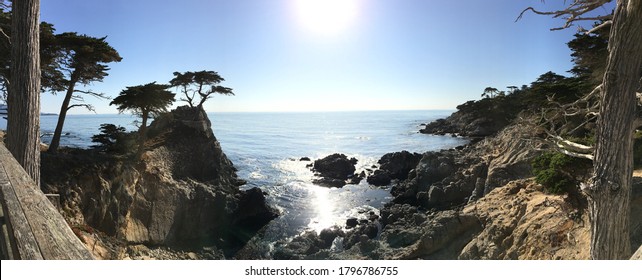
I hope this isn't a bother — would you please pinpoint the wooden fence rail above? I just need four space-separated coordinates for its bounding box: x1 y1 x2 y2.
0 144 93 260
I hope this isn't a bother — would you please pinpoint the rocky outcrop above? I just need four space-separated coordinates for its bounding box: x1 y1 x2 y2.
459 179 590 260
391 123 548 210
41 106 277 258
419 96 526 138
367 151 422 186
311 153 358 188
420 111 505 137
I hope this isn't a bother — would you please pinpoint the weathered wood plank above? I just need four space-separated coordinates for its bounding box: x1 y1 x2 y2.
1 204 13 259
0 144 94 260
0 163 42 259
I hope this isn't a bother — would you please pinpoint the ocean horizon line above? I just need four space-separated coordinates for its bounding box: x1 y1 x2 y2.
61 108 457 116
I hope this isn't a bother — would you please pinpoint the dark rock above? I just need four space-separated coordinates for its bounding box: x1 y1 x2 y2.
313 153 358 180
346 218 359 228
313 177 346 188
300 157 311 161
318 226 344 248
369 213 379 221
419 108 506 137
272 231 321 260
367 170 392 186
343 222 380 249
390 151 457 205
380 204 420 226
347 171 365 185
233 188 279 233
378 151 423 180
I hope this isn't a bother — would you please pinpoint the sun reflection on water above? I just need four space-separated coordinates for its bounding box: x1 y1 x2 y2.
308 186 336 233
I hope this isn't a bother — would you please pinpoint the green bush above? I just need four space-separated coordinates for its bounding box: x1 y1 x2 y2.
532 152 592 194
91 123 136 154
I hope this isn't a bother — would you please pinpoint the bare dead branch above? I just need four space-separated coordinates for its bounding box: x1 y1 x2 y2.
516 0 614 31
536 82 602 161
0 27 9 43
557 147 595 160
585 20 612 34
552 135 593 152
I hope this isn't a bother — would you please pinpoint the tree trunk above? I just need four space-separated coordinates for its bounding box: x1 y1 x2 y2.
47 76 76 153
587 0 642 260
137 110 148 156
7 0 41 185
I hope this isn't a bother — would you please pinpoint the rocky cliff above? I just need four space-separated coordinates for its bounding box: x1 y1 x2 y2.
41 106 277 259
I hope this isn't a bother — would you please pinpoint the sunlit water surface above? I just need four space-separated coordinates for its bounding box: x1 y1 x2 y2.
1 111 467 249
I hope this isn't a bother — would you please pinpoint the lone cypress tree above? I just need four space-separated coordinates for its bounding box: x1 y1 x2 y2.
110 82 175 155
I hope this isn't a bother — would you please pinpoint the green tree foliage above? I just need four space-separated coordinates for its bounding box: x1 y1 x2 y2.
169 70 234 108
48 32 122 153
481 87 499 99
567 20 610 86
532 152 592 194
91 123 131 153
110 82 175 155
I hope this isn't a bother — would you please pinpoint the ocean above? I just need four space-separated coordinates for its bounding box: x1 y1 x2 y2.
1 110 467 248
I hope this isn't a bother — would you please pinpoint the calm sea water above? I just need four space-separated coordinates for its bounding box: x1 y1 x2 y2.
1 110 467 249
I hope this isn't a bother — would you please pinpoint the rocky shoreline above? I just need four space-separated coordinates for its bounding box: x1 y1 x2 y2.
38 106 642 260
258 115 642 260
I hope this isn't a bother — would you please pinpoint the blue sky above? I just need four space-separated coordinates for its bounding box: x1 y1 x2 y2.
39 0 614 114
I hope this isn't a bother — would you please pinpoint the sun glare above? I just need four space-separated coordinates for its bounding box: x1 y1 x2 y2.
292 0 360 36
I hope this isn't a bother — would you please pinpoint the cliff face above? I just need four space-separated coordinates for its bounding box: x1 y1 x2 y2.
41 106 277 258
393 122 549 210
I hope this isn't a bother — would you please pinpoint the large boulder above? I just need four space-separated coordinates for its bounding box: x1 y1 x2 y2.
312 153 358 180
378 151 422 180
367 170 392 186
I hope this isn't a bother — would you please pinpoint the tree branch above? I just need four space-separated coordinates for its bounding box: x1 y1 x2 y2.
67 103 96 112
585 20 612 34
0 27 9 43
74 89 108 99
516 0 614 31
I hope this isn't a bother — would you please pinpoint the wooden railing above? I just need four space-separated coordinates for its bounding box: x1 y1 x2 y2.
0 144 93 260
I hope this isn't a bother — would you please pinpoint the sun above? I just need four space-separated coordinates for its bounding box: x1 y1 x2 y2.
292 0 360 36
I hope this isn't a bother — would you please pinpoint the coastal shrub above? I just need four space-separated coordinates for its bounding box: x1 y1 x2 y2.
532 151 592 194
91 123 135 154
